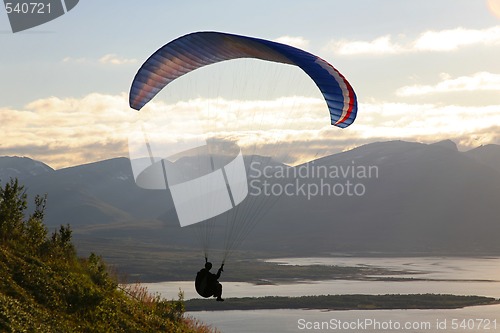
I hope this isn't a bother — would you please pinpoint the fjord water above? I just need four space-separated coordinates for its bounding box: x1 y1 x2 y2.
144 257 500 332
190 305 500 333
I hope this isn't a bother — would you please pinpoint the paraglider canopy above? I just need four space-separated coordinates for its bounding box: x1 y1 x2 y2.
130 31 357 128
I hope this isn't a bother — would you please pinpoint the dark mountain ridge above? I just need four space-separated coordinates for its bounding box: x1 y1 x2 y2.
2 140 500 264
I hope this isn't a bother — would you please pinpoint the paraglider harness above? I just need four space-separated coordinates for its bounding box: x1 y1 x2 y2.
195 257 224 298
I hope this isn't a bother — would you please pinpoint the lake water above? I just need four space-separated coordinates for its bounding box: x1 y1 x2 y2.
189 305 500 333
142 257 500 332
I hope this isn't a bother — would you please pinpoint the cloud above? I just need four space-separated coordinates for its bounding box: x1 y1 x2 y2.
396 72 500 96
273 36 310 49
62 56 88 64
327 35 403 55
413 26 500 52
1 94 499 169
99 53 137 65
327 26 500 55
62 54 137 65
355 101 500 154
0 93 133 168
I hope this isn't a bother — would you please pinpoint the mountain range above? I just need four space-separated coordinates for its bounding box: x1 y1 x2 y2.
1 139 499 265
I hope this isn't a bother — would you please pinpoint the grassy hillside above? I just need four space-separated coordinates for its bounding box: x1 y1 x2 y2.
0 179 216 333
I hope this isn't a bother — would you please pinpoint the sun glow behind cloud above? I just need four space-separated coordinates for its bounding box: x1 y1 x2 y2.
1 93 499 169
487 0 500 18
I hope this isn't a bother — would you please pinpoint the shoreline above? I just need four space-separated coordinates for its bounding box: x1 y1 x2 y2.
184 294 500 312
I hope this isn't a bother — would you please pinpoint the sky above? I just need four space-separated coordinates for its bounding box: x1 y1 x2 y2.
1 0 500 169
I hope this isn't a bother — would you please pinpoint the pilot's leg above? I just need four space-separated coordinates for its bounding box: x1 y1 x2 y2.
215 283 223 301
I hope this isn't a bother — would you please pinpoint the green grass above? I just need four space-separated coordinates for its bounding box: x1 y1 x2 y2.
0 179 218 333
0 246 216 332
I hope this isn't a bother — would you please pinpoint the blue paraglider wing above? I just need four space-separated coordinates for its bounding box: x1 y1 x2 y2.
130 31 357 128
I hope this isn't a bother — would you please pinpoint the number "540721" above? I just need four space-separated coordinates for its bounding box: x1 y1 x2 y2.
5 2 52 14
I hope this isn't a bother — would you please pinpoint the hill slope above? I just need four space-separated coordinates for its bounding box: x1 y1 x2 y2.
0 179 214 333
